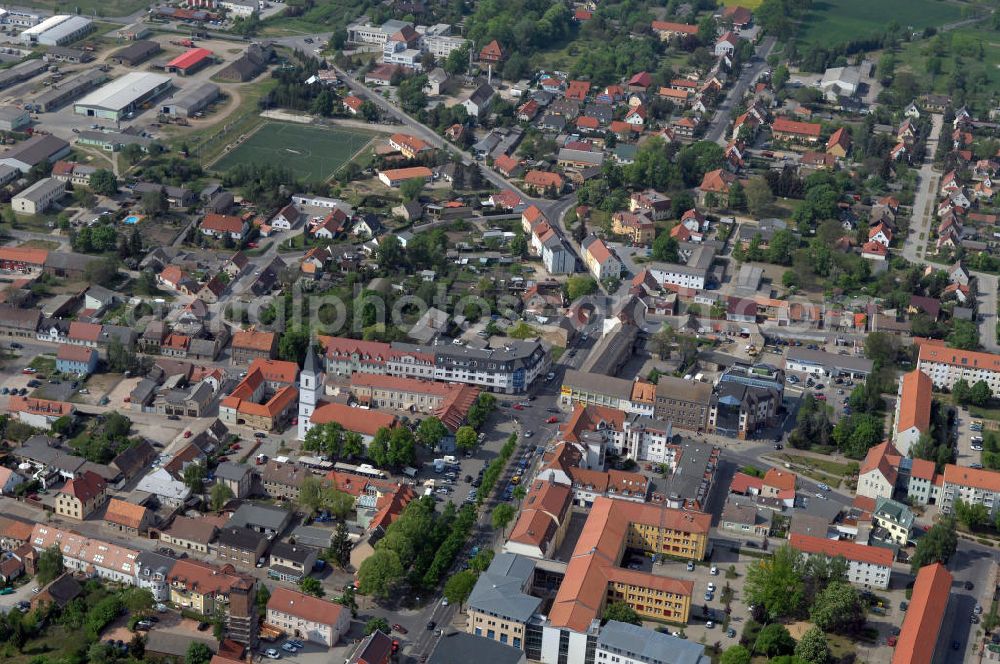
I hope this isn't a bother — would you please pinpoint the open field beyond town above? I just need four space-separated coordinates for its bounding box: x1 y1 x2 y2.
797 0 966 46
13 0 149 18
211 122 374 181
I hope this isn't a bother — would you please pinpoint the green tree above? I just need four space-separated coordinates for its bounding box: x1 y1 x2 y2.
298 576 324 597
948 319 980 350
444 43 470 75
256 584 270 618
182 462 206 493
954 498 990 530
810 582 865 634
89 169 118 197
278 328 310 364
444 569 477 609
744 544 805 619
602 601 642 626
566 275 598 300
37 545 63 584
357 549 405 599
970 380 991 407
365 617 390 635
795 626 831 664
141 189 167 216
337 584 358 617
911 516 958 572
329 520 352 568
953 378 972 405
755 623 796 657
84 256 119 286
491 502 517 534
122 143 144 165
400 177 425 202
303 421 346 458
122 587 155 616
298 476 328 516
728 180 746 211
745 175 774 217
417 417 449 448
185 642 213 664
455 425 477 452
210 482 234 511
652 231 679 262
720 645 753 664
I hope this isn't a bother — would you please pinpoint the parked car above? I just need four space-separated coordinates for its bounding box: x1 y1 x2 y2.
392 623 408 634
264 649 281 659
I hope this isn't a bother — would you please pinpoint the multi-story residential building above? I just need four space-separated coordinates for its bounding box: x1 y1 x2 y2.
134 551 176 602
30 524 139 585
167 558 257 644
789 534 894 589
581 236 622 281
629 189 671 220
55 470 107 520
940 464 1000 518
216 526 269 567
230 329 277 366
220 358 299 432
653 376 712 431
159 516 218 554
893 563 952 664
267 587 351 646
349 373 480 429
596 621 709 664
856 441 940 506
612 212 656 245
872 497 914 545
317 336 549 395
893 369 932 456
260 460 309 501
228 503 292 538
917 340 1000 396
467 553 541 651
503 480 574 559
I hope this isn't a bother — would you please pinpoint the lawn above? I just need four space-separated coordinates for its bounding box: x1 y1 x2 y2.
15 0 148 18
797 0 965 46
720 0 763 7
211 122 375 181
29 354 56 373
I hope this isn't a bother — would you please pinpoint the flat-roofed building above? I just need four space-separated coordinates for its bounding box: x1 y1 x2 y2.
20 15 93 46
785 347 874 380
0 106 28 131
159 81 219 117
110 40 161 66
653 376 712 431
0 134 71 172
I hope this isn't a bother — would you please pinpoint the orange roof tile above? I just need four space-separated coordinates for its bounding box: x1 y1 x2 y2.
247 358 299 384
379 166 433 181
57 344 95 363
0 246 48 266
268 586 345 626
772 117 822 137
918 343 1000 373
69 321 102 342
651 20 698 34
8 395 74 417
943 464 1000 493
892 563 952 664
232 329 276 352
789 533 894 567
201 213 245 234
104 498 147 529
60 470 106 504
897 370 931 435
763 468 796 492
309 401 397 437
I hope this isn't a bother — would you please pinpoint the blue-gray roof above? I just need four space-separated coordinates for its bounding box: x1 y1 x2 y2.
467 553 541 624
428 631 525 664
597 621 710 664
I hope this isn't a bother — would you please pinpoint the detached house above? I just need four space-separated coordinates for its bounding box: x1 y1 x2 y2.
771 118 822 143
104 498 151 537
55 470 108 521
201 213 248 241
266 587 351 647
698 169 736 206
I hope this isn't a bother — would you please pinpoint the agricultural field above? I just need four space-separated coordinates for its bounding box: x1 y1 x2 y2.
797 0 966 46
211 122 374 182
15 0 147 18
720 0 763 8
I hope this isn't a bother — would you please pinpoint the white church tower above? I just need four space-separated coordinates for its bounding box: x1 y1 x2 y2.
298 343 323 440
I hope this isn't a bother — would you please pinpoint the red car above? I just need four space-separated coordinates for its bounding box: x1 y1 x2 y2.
183 430 192 438
230 443 241 450
546 416 559 424
21 368 35 375
513 404 524 411
392 624 408 634
391 640 400 653
815 394 827 401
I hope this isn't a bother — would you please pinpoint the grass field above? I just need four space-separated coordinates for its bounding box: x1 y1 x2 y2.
798 0 965 46
212 122 374 181
15 0 148 18
895 27 1000 105
720 0 762 8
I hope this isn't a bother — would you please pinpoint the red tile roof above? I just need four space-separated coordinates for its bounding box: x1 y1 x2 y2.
772 117 822 137
524 170 564 188
730 472 763 494
0 246 48 266
57 344 94 363
268 586 345 626
918 342 1000 373
650 20 698 35
202 213 245 234
897 370 931 435
942 464 1000 493
232 329 276 352
789 533 894 567
309 402 397 437
248 358 299 384
104 498 147 529
60 470 106 504
892 563 952 664
69 321 102 342
763 468 796 492
167 47 212 70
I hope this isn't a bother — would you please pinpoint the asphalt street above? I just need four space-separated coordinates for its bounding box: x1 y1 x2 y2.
705 37 777 145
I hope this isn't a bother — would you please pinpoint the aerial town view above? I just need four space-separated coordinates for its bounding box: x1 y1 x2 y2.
0 0 998 663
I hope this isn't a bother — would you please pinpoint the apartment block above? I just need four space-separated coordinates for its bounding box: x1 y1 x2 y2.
789 533 894 589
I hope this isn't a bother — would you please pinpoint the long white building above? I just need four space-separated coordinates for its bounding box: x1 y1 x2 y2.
789 533 893 590
917 342 1000 396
